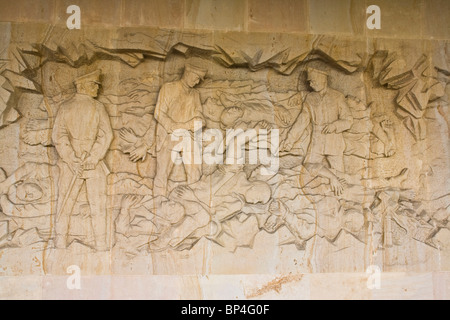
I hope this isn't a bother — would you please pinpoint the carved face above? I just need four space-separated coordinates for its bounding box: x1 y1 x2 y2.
11 182 43 203
307 72 327 92
78 81 100 97
86 81 100 97
220 107 244 128
245 182 271 205
160 200 185 224
183 71 202 88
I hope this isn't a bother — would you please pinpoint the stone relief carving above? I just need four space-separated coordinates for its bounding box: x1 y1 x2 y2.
0 25 448 274
52 70 113 251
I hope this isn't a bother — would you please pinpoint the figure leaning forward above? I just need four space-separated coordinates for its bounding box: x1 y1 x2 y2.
52 70 113 251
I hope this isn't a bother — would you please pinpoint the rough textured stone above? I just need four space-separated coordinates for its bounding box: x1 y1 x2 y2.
248 0 308 33
423 0 450 39
185 0 246 31
0 0 54 23
54 0 122 26
308 0 366 35
121 0 184 29
366 0 424 38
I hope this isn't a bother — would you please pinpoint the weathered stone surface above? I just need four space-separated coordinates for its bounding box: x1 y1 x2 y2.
308 0 366 35
121 0 184 29
423 0 450 39
185 0 246 31
54 0 122 26
366 0 424 38
0 0 448 301
248 0 308 33
0 0 54 23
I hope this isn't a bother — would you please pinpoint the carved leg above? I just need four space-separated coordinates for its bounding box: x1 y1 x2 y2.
54 170 84 249
86 173 108 251
153 147 176 197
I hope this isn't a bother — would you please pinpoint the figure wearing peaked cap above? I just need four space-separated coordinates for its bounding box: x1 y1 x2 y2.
306 67 328 78
284 67 353 174
153 59 207 197
74 69 101 85
52 70 113 250
184 63 207 81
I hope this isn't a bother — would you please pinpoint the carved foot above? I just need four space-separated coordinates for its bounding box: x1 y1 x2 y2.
387 168 409 188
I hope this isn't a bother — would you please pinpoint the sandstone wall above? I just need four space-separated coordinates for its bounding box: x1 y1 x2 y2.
0 0 448 299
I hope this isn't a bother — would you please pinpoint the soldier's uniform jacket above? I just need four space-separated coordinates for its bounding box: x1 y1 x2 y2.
286 88 353 156
52 93 113 176
154 80 204 152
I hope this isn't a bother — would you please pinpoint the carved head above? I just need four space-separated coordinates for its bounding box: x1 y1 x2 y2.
9 181 43 203
160 200 185 224
182 71 202 88
77 81 100 98
307 67 328 92
244 181 272 205
220 106 244 128
74 70 101 97
183 60 207 88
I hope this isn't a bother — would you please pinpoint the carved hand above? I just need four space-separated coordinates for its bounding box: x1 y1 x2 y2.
70 159 84 177
384 147 396 157
128 91 145 101
26 119 48 131
124 106 149 117
174 185 197 202
256 120 273 131
121 194 142 209
330 177 346 196
275 105 291 126
282 140 294 152
129 145 148 162
264 214 284 233
120 128 139 144
83 157 99 171
322 123 337 134
22 130 43 146
172 128 194 140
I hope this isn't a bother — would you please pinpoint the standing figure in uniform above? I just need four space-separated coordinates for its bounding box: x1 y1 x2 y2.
52 70 113 251
153 60 207 197
283 67 353 173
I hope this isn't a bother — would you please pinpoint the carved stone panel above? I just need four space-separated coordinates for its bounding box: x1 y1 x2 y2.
0 24 448 291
